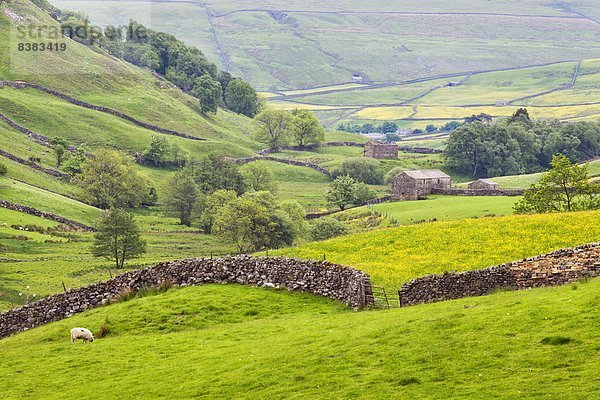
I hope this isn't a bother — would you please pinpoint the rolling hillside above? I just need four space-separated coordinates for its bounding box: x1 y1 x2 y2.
2 280 600 398
53 0 600 90
273 210 600 288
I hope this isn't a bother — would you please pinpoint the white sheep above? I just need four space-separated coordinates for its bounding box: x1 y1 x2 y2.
70 327 94 343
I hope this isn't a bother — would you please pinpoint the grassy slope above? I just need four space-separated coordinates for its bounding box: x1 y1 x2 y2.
373 195 519 224
2 280 600 398
0 0 258 155
0 177 101 226
471 159 600 189
273 210 600 287
0 87 255 157
0 204 236 310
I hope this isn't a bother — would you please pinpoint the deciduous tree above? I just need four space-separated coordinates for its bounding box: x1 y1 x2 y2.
163 169 198 226
80 149 153 209
92 208 146 269
225 79 259 118
291 110 325 147
193 75 222 114
253 109 294 150
515 155 600 214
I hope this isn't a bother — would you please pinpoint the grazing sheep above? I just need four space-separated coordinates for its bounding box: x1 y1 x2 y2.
70 327 94 343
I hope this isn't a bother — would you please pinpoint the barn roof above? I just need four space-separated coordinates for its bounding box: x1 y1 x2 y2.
475 179 499 185
401 170 450 180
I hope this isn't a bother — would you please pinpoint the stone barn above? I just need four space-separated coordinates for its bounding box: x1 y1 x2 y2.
391 170 452 200
364 141 398 159
468 179 500 190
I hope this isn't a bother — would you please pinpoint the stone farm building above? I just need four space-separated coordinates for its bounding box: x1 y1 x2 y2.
364 141 398 159
391 170 452 200
468 179 500 190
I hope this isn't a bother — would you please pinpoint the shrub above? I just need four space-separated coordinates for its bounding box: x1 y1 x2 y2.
112 287 135 303
97 323 111 338
354 182 376 204
309 218 349 241
337 158 383 184
0 162 7 176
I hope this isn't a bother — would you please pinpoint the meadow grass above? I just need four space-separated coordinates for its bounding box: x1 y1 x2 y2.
0 177 101 226
0 205 237 310
2 279 600 398
273 210 600 287
474 159 600 189
373 195 519 224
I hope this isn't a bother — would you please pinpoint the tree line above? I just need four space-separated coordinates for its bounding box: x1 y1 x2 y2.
56 13 260 117
445 109 600 178
337 121 462 137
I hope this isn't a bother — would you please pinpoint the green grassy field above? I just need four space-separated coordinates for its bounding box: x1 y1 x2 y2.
467 159 600 190
273 210 600 287
372 195 519 225
2 279 600 398
0 205 236 311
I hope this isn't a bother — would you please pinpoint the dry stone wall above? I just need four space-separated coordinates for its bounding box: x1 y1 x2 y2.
432 188 524 196
0 81 205 141
399 243 600 306
0 200 94 231
0 256 373 339
0 148 69 179
235 156 332 176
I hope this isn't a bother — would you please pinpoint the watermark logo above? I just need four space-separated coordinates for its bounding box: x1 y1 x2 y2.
8 1 154 76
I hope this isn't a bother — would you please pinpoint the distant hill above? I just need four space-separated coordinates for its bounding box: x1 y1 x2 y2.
51 0 600 128
52 0 600 90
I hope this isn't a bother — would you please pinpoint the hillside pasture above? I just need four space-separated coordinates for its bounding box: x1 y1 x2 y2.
372 195 519 225
2 279 600 398
273 210 600 287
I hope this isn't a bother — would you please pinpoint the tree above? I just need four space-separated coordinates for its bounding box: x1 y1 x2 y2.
380 121 398 134
92 208 146 269
384 133 401 142
0 162 6 176
337 158 384 184
80 149 152 209
198 189 238 233
193 75 222 114
217 71 234 96
192 154 245 195
163 169 198 226
51 137 69 168
213 195 269 253
62 147 87 176
441 121 462 131
142 136 170 166
225 79 259 118
211 191 301 252
515 155 600 214
253 109 294 150
291 110 325 147
242 163 277 194
171 143 190 167
354 182 376 204
425 124 438 133
280 200 308 239
326 176 358 210
309 218 349 241
509 108 531 125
